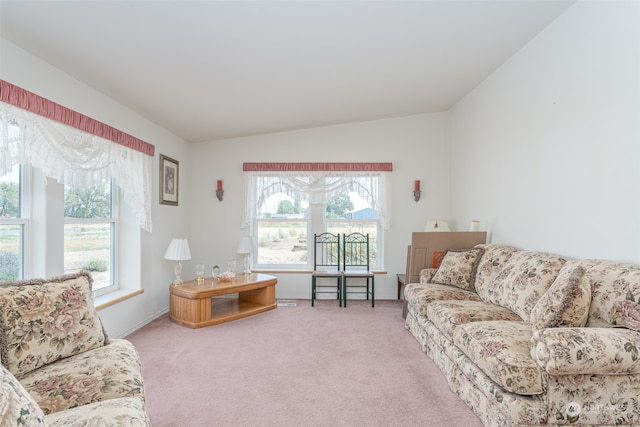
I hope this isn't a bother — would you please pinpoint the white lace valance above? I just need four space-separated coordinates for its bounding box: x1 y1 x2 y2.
0 102 153 231
243 170 390 230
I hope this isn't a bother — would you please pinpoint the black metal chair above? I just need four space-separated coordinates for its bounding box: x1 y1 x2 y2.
342 232 374 307
311 232 342 306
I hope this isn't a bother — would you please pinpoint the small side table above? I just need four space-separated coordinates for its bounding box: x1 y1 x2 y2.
397 273 406 299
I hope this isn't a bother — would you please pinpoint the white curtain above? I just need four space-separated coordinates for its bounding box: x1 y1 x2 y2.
0 102 153 232
243 171 389 230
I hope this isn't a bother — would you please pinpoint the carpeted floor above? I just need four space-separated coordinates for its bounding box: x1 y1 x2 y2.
126 299 483 427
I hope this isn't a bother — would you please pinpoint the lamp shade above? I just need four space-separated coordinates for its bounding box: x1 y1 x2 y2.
164 239 192 261
237 235 254 254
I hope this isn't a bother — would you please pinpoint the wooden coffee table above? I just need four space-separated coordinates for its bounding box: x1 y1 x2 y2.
169 273 277 328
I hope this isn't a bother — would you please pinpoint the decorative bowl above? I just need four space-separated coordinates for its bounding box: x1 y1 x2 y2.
217 272 236 282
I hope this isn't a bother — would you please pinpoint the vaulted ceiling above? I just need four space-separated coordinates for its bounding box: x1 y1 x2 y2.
0 1 574 142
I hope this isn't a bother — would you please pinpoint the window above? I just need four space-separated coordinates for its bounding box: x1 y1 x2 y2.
249 171 386 270
64 181 117 294
0 165 26 281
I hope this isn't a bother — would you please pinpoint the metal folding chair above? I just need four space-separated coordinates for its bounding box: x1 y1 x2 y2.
311 232 342 306
342 232 374 307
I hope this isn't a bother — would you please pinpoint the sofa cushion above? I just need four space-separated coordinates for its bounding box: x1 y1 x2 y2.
431 247 484 291
473 244 518 301
0 364 47 427
404 283 482 317
481 251 566 321
45 397 150 427
18 339 145 415
584 260 640 328
530 262 590 330
0 272 108 378
427 300 522 339
454 320 544 395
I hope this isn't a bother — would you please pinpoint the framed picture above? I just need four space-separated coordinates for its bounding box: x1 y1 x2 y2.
159 154 179 206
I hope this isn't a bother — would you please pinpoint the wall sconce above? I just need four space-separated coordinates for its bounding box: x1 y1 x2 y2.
413 180 421 202
216 180 224 201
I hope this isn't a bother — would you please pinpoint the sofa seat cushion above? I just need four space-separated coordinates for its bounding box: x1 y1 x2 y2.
404 283 482 317
0 272 107 378
18 339 145 415
427 300 522 339
430 247 484 291
454 320 544 395
481 251 566 321
45 397 150 427
1 364 47 427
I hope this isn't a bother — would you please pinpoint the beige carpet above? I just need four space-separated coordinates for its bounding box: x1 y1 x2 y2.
126 299 483 427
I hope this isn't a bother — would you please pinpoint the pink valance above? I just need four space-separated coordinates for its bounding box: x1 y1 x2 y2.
0 79 155 157
243 162 393 172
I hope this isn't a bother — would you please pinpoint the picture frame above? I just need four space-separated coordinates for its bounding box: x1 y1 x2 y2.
159 154 179 206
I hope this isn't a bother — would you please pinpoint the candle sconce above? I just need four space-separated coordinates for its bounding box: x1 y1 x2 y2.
216 180 224 202
413 180 421 202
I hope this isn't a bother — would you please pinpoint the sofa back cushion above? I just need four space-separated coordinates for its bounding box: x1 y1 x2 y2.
0 364 47 426
481 251 566 321
430 247 485 291
530 261 590 330
582 260 640 329
473 244 519 301
0 272 107 378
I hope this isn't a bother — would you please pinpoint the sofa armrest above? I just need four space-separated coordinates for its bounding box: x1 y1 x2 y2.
420 268 438 284
531 327 640 375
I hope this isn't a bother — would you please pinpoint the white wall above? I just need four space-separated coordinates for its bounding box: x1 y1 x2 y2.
449 0 640 262
1 39 191 337
188 113 451 299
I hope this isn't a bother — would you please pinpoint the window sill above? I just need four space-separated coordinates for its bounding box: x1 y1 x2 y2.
95 288 144 311
252 269 387 275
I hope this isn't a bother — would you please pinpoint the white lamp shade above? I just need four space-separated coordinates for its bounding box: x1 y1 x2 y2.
164 239 192 261
237 235 254 254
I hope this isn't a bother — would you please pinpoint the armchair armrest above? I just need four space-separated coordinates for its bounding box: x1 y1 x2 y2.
531 327 640 376
420 268 438 284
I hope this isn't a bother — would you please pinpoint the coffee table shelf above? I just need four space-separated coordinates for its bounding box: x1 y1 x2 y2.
169 273 277 328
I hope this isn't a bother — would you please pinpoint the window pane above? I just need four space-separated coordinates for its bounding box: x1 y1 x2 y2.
64 181 113 291
0 165 22 280
256 193 308 265
64 222 112 289
0 224 21 281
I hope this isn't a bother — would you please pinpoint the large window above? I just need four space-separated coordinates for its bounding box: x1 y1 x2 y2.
64 181 116 294
0 165 25 281
250 171 385 270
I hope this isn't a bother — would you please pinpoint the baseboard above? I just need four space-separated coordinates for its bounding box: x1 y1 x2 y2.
114 307 169 339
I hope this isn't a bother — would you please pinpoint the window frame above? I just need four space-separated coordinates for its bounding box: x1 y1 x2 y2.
63 180 119 296
251 174 383 271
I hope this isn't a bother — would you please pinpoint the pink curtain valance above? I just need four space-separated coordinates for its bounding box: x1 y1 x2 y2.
0 79 155 157
243 162 392 172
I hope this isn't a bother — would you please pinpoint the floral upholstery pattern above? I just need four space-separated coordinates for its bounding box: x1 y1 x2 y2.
584 259 640 327
531 327 640 376
427 300 522 339
403 248 640 426
18 339 145 415
45 397 151 427
454 320 544 395
473 244 518 301
0 364 46 427
431 248 485 291
0 272 107 378
419 268 437 284
530 262 590 330
403 283 482 317
481 251 566 321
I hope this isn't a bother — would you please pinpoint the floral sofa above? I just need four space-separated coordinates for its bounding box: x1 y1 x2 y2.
0 272 150 426
404 244 640 426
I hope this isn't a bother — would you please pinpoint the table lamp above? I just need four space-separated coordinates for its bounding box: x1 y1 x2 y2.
164 238 191 285
237 235 254 275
